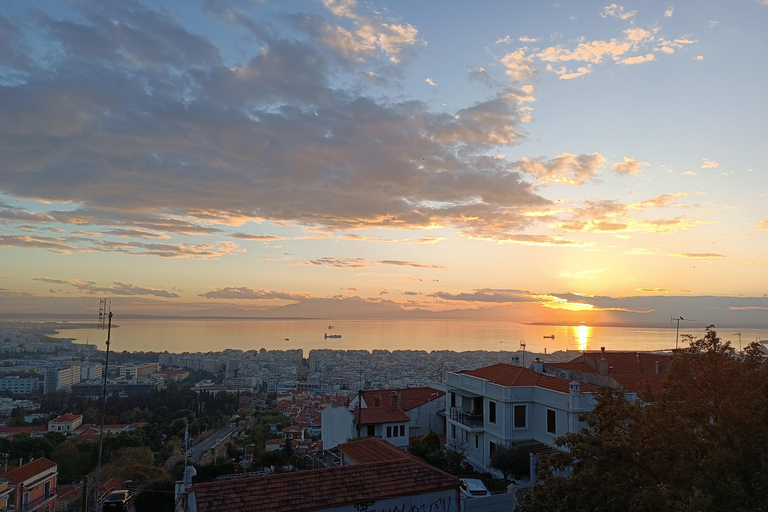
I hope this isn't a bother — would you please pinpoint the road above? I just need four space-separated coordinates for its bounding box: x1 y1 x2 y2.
187 423 238 463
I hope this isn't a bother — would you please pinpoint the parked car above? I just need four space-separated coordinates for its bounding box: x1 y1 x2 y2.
102 489 135 511
459 478 491 498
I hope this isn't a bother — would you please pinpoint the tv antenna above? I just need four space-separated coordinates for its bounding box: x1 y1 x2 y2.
93 299 113 512
519 340 526 368
733 332 742 351
670 315 694 350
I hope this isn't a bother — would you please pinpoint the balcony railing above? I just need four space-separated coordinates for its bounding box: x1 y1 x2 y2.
21 492 56 512
449 408 483 428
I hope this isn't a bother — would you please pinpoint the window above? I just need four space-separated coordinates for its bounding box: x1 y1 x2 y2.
489 441 497 456
450 392 456 408
387 426 392 437
489 400 497 424
44 481 51 498
547 409 556 434
451 424 456 439
474 434 479 449
514 404 527 429
367 424 375 437
400 425 405 437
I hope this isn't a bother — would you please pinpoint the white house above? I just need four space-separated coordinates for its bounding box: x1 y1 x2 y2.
446 363 597 479
320 405 411 450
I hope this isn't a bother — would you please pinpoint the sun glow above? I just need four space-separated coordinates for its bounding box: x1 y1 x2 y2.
575 324 591 351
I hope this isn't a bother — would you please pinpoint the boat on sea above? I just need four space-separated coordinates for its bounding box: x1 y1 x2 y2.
543 335 555 339
324 333 342 339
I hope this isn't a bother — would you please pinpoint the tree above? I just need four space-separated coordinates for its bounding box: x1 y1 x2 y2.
489 443 528 482
521 326 768 512
409 430 447 470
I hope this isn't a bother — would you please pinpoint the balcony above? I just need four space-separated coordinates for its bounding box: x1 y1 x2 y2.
21 492 56 512
449 408 484 429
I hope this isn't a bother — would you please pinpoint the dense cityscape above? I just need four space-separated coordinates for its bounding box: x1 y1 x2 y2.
1 0 766 511
0 321 765 511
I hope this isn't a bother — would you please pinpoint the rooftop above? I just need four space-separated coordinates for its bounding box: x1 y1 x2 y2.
191 457 458 512
337 437 410 464
352 405 410 425
3 458 56 484
461 363 598 394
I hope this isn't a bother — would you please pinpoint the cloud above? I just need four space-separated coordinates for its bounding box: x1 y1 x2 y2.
500 49 538 82
303 256 444 269
495 35 512 44
430 289 540 303
425 78 436 86
671 253 726 258
701 158 719 168
695 55 703 60
200 287 314 300
664 7 674 17
519 36 539 43
33 278 179 297
230 234 286 241
318 0 421 63
755 220 768 231
612 157 650 176
516 152 606 185
601 4 637 20
637 288 692 293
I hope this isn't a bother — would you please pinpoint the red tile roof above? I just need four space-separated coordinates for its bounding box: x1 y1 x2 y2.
352 406 410 425
4 458 56 483
337 437 410 464
462 364 598 394
581 351 671 375
0 426 47 439
545 362 598 374
612 374 667 397
362 388 445 411
191 458 458 512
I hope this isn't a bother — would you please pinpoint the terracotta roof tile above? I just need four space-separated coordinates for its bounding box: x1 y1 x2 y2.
352 406 410 425
462 364 598 393
337 437 410 464
581 351 671 375
362 388 445 411
191 458 458 512
4 458 56 483
612 373 667 396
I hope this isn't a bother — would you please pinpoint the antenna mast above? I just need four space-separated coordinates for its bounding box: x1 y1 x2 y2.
519 340 526 368
93 299 112 512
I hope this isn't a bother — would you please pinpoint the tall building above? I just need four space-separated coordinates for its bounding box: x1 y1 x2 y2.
43 363 80 394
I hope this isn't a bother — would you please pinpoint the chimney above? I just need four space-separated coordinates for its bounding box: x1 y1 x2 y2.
532 358 544 373
597 347 608 376
655 361 661 374
395 389 402 407
569 381 581 396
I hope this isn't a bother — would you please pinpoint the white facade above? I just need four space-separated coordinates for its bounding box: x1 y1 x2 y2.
446 366 595 476
81 364 102 381
0 376 39 394
321 406 356 450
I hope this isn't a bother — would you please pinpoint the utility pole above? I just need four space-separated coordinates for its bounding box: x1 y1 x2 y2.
93 299 112 512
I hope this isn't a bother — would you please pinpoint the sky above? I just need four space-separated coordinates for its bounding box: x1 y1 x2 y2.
0 0 766 327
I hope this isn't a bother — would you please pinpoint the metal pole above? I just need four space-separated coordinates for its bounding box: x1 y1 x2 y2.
94 310 112 511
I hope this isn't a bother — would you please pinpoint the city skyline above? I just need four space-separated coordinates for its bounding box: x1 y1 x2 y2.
1 0 766 327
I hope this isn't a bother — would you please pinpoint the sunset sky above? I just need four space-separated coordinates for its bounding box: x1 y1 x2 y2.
1 0 766 327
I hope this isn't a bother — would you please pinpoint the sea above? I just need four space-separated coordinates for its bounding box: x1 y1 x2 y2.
49 318 768 356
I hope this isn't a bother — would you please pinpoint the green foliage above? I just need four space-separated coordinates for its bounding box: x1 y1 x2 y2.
134 479 175 512
521 326 768 512
489 443 528 482
409 430 447 470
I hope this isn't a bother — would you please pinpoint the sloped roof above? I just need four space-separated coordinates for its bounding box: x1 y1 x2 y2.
352 406 410 425
191 458 458 512
612 373 667 396
337 437 410 464
362 388 446 412
4 458 56 483
581 351 671 375
51 413 82 423
462 364 598 394
545 362 598 374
